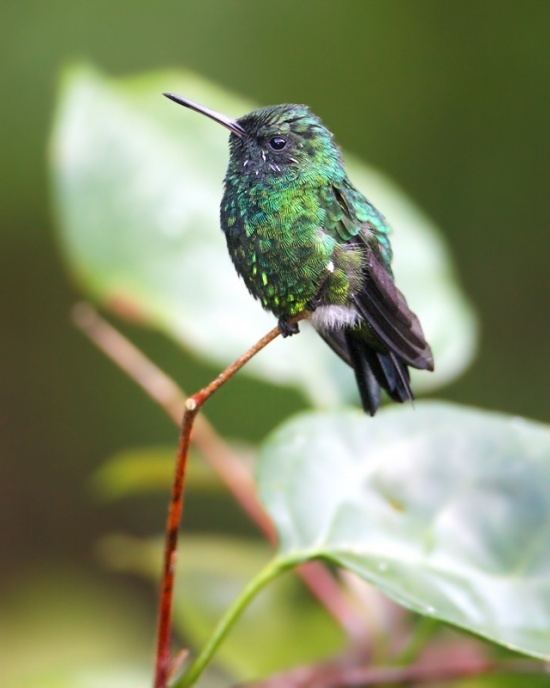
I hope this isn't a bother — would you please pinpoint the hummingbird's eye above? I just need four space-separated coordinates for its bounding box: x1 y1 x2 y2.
268 136 287 151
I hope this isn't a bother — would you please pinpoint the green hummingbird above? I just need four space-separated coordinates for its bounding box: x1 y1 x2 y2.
164 93 434 415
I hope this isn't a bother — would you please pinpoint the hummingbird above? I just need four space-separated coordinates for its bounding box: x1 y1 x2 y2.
164 93 434 415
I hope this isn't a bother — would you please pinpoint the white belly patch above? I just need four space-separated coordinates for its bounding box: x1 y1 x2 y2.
311 304 361 330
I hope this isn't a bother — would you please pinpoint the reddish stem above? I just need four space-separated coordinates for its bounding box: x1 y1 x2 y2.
246 657 545 688
154 401 198 688
153 317 306 688
73 305 369 685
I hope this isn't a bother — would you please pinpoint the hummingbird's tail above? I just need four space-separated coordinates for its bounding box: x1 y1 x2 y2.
316 327 415 416
344 330 413 416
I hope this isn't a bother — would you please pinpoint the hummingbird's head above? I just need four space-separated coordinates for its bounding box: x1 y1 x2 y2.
164 94 344 184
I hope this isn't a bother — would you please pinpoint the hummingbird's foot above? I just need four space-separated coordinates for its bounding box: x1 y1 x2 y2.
306 276 329 311
278 317 300 338
306 294 323 311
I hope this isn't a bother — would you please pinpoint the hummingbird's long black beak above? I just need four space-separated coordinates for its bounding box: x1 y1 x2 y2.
163 92 246 138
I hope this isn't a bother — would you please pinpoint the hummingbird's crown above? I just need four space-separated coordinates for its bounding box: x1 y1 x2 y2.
237 104 325 138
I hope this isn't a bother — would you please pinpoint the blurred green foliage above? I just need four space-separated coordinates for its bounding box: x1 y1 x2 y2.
2 1 550 686
0 568 150 686
100 534 343 680
49 62 549 687
93 446 221 501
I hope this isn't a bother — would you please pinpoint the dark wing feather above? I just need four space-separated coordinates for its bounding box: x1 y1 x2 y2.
353 236 434 371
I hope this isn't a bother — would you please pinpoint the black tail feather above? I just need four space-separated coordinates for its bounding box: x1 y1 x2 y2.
317 326 416 415
370 349 413 403
344 331 414 414
344 331 380 416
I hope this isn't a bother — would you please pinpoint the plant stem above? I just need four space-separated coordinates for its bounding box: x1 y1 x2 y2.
175 557 297 688
152 318 303 688
246 656 546 688
72 303 274 537
393 616 438 666
73 304 370 683
153 399 197 688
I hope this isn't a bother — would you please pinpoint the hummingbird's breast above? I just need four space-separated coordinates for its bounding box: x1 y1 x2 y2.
221 178 334 317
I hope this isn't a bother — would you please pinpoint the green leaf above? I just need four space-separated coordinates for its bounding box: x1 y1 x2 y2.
92 446 221 500
51 65 477 405
258 402 550 660
101 534 343 679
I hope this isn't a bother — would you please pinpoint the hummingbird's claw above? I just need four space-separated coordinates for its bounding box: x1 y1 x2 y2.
278 318 300 338
306 295 323 311
306 275 329 312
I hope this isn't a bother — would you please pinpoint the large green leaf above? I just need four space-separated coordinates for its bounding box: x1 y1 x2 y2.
51 66 477 405
101 534 343 680
258 402 550 660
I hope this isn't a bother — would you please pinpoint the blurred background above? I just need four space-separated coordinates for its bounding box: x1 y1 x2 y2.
2 1 549 685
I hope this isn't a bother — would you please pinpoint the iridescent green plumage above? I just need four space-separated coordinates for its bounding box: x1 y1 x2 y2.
165 95 433 414
221 105 390 318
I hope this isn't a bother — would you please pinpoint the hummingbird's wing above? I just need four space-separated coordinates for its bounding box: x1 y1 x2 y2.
311 182 433 414
352 243 434 370
324 182 434 372
330 183 394 268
